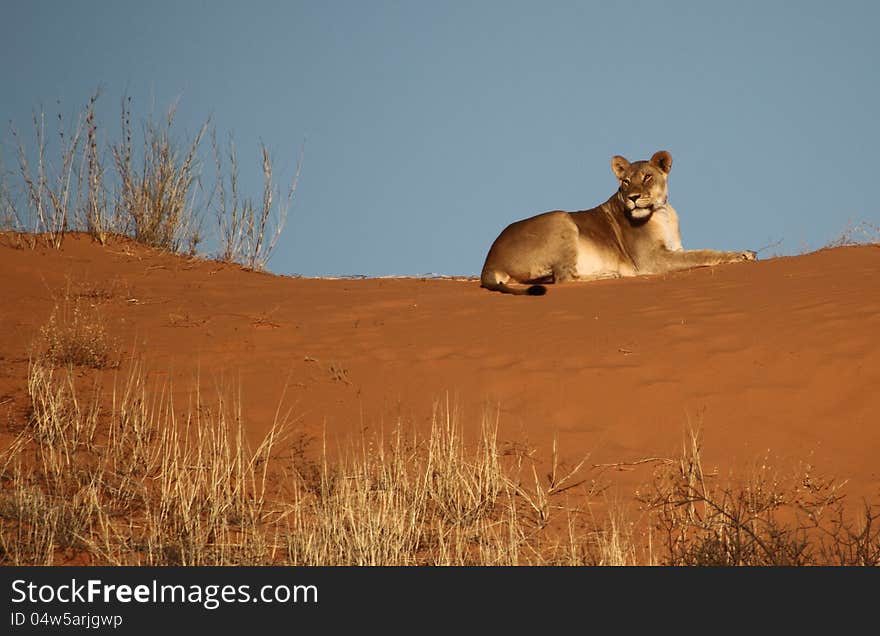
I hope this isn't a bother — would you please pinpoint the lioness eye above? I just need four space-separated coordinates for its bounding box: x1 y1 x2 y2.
621 179 630 186
644 174 652 183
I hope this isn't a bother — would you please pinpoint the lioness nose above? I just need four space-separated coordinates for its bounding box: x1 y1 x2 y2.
628 194 640 202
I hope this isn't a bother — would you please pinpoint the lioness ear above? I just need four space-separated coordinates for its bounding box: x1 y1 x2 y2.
650 150 672 174
611 155 630 179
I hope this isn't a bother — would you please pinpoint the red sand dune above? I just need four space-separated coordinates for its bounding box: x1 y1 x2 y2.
1 234 878 507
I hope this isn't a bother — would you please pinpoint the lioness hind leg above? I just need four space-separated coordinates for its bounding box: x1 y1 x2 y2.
548 242 580 283
551 262 579 283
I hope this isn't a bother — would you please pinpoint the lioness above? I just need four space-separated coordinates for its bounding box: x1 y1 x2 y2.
480 150 755 295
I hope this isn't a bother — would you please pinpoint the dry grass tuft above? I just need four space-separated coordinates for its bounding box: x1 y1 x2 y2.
38 285 116 370
211 132 302 270
8 101 86 247
112 97 206 255
80 92 113 244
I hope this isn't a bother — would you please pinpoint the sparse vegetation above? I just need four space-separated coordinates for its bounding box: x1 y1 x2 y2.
1 351 876 566
0 359 284 565
2 91 300 268
824 219 880 249
0 360 600 565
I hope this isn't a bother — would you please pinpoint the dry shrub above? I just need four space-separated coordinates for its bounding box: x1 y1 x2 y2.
816 501 880 566
824 220 880 248
639 428 880 566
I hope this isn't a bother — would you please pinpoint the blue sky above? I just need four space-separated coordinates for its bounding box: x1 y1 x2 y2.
2 1 878 276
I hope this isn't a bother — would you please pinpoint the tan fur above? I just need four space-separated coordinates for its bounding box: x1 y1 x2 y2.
480 150 755 295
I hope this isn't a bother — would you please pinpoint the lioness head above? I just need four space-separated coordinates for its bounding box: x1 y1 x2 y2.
611 150 672 220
